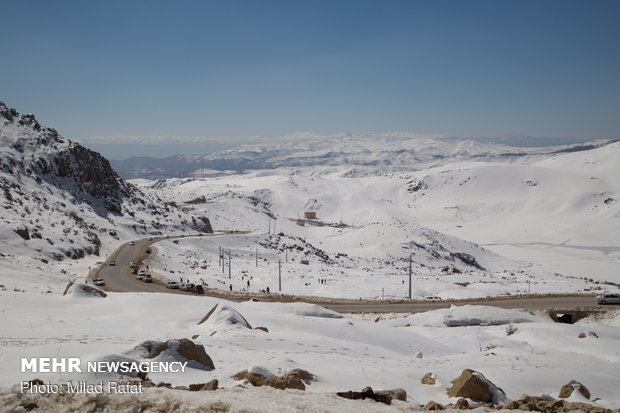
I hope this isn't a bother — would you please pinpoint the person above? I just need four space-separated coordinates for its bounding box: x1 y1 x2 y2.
229 284 232 292
247 280 250 288
266 286 270 293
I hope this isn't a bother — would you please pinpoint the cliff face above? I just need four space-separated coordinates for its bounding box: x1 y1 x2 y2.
0 101 212 264
1 102 135 214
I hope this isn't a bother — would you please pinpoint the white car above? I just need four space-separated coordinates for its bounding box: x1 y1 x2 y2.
137 269 146 280
597 293 620 305
143 274 153 283
130 241 135 246
180 283 194 291
93 278 105 286
166 281 179 289
109 260 116 266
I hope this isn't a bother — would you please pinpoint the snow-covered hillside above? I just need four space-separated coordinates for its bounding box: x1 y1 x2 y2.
134 141 620 299
0 102 212 290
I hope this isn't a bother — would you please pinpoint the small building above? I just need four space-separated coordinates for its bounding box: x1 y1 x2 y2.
296 219 305 226
304 211 317 220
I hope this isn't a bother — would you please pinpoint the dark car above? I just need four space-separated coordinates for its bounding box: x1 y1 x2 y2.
190 284 204 294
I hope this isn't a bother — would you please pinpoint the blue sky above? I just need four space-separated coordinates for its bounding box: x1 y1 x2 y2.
1 0 619 159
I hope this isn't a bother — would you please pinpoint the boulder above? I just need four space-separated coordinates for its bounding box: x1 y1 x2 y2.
497 394 608 413
425 400 444 410
375 388 407 402
177 338 215 369
454 398 469 409
559 380 590 399
336 386 392 405
447 369 507 404
145 338 215 370
14 224 30 240
421 372 436 385
203 379 219 390
263 371 307 391
234 368 313 391
188 380 218 391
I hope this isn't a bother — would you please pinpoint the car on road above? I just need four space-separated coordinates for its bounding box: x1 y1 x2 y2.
166 281 180 289
190 284 204 294
148 237 153 241
131 267 138 274
143 274 153 283
93 278 105 286
130 241 135 246
597 293 620 305
137 269 146 280
109 260 116 266
180 283 194 291
146 247 152 253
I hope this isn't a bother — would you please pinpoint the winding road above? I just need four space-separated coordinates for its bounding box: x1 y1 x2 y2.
93 235 615 314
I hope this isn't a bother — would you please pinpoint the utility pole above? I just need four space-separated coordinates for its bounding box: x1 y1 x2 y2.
408 254 412 299
285 249 288 263
278 259 282 292
273 219 276 234
255 248 258 267
219 245 222 267
268 220 271 234
228 250 231 279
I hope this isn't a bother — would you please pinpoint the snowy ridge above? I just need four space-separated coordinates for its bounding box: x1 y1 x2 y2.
0 101 212 290
111 131 617 178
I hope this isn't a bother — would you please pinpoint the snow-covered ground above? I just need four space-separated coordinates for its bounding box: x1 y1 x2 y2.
132 141 620 300
2 102 620 411
1 289 619 410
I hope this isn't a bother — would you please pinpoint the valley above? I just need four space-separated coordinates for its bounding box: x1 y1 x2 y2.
1 102 619 411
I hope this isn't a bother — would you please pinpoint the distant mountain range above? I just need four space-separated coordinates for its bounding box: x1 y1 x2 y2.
110 133 617 179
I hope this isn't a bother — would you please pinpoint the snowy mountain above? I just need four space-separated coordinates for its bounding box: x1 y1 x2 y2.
132 138 620 299
0 101 212 288
111 132 617 179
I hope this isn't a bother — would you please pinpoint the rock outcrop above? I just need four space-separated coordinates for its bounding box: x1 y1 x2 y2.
559 380 591 399
447 369 507 404
142 338 215 370
421 372 436 385
336 386 400 405
233 368 313 391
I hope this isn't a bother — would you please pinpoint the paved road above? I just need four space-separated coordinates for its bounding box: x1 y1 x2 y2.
94 236 184 294
324 295 601 313
94 235 617 314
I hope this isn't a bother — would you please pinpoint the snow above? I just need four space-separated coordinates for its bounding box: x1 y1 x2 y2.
134 142 620 299
2 104 620 410
383 305 542 328
0 291 619 409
